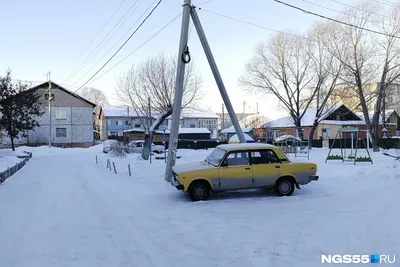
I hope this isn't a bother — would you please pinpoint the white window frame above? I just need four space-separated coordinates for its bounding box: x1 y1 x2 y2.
55 109 67 120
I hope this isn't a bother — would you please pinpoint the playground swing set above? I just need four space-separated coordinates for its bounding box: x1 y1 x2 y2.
325 127 373 165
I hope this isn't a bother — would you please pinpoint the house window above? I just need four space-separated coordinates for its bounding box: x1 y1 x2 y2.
115 120 119 125
273 130 280 139
134 124 141 128
125 121 129 125
109 131 118 136
45 94 54 100
56 128 67 138
55 109 67 120
190 123 195 128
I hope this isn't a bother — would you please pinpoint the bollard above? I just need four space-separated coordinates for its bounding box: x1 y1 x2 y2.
96 155 98 164
112 162 117 174
128 164 131 177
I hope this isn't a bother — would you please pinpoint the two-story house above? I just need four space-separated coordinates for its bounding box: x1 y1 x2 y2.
99 107 169 141
1 81 97 148
166 108 219 136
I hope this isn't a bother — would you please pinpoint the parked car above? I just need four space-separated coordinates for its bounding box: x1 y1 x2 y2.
124 140 164 154
103 139 119 153
171 143 319 201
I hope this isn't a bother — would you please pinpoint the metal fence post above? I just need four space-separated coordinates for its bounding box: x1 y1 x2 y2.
96 155 98 164
112 162 117 174
128 164 131 177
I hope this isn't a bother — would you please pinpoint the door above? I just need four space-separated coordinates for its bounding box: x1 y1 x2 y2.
218 151 253 190
250 150 282 187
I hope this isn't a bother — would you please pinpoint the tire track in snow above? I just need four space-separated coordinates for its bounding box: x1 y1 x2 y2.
76 157 173 267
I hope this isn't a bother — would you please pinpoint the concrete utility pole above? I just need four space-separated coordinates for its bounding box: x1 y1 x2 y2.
190 7 245 142
222 103 225 130
47 72 52 147
165 0 192 182
164 1 246 182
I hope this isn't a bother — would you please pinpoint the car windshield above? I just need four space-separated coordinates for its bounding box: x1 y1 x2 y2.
206 148 226 167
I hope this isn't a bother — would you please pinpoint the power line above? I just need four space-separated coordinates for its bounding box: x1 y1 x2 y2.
74 0 164 93
59 0 127 81
298 0 366 20
328 0 393 20
87 13 181 85
71 0 159 86
198 8 285 34
62 0 142 85
376 0 398 7
273 0 400 39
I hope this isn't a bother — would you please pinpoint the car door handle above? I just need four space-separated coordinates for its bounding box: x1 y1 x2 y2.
275 166 280 168
245 167 251 170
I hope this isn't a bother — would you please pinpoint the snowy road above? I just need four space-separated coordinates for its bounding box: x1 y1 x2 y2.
0 146 399 267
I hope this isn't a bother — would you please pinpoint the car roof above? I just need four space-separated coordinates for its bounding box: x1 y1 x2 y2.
217 143 277 152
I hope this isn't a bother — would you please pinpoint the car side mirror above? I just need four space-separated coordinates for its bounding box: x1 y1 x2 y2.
221 161 228 167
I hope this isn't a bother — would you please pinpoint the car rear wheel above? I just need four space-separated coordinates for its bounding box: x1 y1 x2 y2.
188 181 210 201
274 177 295 196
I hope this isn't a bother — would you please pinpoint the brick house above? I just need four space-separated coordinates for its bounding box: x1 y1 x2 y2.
264 104 399 142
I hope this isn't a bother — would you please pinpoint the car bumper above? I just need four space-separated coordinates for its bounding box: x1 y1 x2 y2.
171 171 184 190
310 175 319 181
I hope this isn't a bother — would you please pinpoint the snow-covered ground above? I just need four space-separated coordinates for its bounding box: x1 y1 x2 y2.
0 145 399 267
0 149 28 173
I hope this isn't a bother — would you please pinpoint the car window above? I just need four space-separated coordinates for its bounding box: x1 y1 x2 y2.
206 148 226 167
224 151 249 166
251 150 280 164
136 142 142 147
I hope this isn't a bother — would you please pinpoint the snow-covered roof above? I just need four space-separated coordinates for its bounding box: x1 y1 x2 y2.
103 106 157 118
274 135 301 142
166 108 218 120
265 105 362 128
221 127 253 133
228 133 254 143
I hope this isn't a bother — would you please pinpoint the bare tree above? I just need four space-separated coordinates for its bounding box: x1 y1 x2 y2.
240 31 316 139
79 87 109 107
305 23 344 148
242 114 269 128
116 53 202 160
322 0 400 151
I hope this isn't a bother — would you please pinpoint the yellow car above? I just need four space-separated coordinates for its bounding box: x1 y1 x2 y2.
171 143 318 201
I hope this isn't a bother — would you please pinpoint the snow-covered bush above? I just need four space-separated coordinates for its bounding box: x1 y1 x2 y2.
109 142 127 157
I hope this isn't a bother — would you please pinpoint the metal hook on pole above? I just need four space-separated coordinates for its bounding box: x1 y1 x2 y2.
182 46 191 64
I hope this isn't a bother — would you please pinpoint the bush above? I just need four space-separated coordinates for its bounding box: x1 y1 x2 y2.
109 142 127 157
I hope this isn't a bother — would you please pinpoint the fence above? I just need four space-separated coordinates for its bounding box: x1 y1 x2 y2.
0 152 33 184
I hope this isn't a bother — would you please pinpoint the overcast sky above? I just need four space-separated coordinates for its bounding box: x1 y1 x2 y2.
1 0 361 119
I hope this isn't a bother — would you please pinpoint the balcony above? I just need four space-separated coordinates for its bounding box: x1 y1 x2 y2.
107 125 131 131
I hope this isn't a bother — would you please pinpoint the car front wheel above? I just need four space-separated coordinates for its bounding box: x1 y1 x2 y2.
188 181 210 201
274 178 295 196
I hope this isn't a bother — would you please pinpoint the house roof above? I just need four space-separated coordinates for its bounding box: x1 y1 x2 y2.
166 108 218 120
265 104 363 128
26 81 97 108
221 127 253 133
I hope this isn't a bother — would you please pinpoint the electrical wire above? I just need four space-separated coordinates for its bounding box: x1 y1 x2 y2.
298 0 366 20
59 0 127 81
328 0 393 20
74 0 164 93
198 8 286 35
71 0 159 86
87 13 181 85
63 0 142 85
272 0 400 39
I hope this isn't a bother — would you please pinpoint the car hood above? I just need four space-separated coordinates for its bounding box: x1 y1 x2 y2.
173 161 215 174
